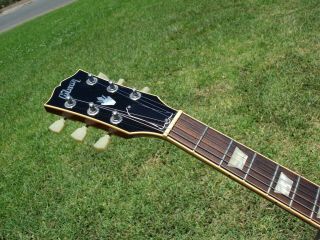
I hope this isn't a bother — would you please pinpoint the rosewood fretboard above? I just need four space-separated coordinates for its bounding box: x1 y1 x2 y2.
167 113 320 229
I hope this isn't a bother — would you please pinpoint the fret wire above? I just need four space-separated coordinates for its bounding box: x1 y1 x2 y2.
179 116 231 146
172 128 320 213
311 187 320 218
173 120 318 200
268 164 279 194
170 118 320 209
171 128 317 203
193 126 208 151
244 152 256 180
173 115 317 196
219 139 233 166
289 176 301 207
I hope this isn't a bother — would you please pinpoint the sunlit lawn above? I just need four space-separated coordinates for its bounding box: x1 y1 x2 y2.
0 0 319 239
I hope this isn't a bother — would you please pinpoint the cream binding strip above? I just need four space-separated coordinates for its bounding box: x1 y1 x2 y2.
227 147 248 170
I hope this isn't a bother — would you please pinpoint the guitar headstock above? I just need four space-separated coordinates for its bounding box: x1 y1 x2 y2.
44 70 177 140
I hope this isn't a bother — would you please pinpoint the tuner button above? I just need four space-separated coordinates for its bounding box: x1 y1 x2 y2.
49 118 65 133
141 86 150 93
110 111 122 124
64 96 76 109
93 134 111 151
86 73 98 86
107 81 119 93
129 88 141 100
71 126 87 142
87 102 99 116
97 72 109 81
117 78 125 85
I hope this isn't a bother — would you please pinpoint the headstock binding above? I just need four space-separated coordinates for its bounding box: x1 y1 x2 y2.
44 70 177 138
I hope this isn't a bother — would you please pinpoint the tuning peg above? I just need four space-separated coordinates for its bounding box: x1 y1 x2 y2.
97 72 109 80
93 134 111 151
49 118 65 133
141 86 150 93
71 126 88 142
117 78 125 85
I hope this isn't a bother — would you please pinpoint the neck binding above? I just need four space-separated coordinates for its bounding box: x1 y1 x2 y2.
166 112 320 229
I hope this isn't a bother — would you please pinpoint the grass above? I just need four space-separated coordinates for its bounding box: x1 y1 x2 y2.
0 0 319 239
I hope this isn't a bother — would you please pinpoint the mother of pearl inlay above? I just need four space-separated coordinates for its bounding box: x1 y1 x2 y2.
274 172 293 197
227 147 248 170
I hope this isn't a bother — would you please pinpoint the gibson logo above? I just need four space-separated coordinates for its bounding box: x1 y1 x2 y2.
59 79 81 99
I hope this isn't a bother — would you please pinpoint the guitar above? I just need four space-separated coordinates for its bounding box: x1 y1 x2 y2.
44 69 320 230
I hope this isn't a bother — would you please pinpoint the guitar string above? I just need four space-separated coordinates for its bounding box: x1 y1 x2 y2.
97 105 167 124
175 117 318 197
172 123 318 201
71 100 170 133
74 98 168 127
173 119 319 199
170 128 320 213
95 81 171 117
67 79 320 214
71 94 319 209
62 99 320 216
96 80 173 114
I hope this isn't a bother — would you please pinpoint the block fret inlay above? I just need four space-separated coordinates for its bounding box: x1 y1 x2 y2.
167 113 320 228
227 146 248 170
274 172 294 197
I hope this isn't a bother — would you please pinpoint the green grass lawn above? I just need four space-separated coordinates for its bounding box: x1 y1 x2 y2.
0 0 319 239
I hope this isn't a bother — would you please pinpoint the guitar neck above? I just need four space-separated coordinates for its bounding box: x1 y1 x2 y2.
165 112 320 229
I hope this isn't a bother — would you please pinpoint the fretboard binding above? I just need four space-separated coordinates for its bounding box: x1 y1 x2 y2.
311 187 320 218
219 139 233 166
289 176 301 207
244 152 256 180
268 165 280 194
193 126 208 151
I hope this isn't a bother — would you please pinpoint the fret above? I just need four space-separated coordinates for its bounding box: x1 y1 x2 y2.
169 114 207 150
311 187 320 219
246 154 278 192
288 177 319 218
167 113 320 229
268 165 280 194
244 152 256 180
289 176 301 207
313 190 320 224
195 128 230 165
269 167 299 206
219 139 233 166
193 126 208 151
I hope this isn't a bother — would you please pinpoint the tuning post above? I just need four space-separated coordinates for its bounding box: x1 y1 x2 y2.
64 95 76 109
86 73 98 86
87 102 99 116
129 88 141 100
107 81 119 93
110 111 122 124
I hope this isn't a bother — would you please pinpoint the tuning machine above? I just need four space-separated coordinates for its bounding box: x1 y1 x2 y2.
86 73 98 85
49 118 65 133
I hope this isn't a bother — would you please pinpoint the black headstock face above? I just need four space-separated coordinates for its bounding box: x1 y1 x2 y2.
45 70 177 138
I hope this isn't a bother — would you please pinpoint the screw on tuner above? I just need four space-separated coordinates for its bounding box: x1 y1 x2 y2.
48 71 151 151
